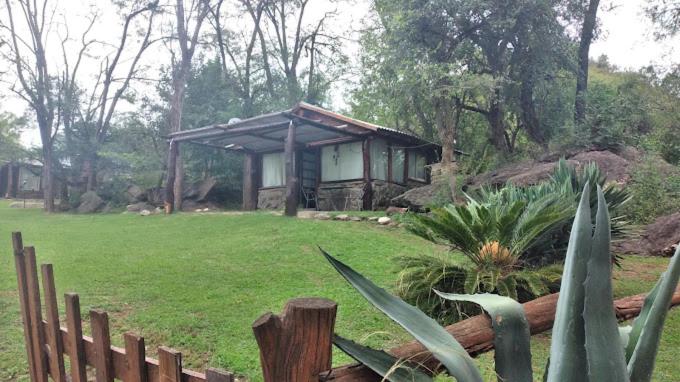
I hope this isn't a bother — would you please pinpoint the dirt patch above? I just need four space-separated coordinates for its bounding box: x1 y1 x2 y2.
613 212 680 257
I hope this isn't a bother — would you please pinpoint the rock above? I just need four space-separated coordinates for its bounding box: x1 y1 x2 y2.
195 209 202 212
154 207 163 214
202 208 210 212
125 184 145 203
139 209 151 216
183 177 217 202
316 213 331 220
386 206 408 215
378 216 391 225
368 216 379 221
335 214 350 221
613 212 680 256
77 191 104 213
350 216 362 221
126 202 154 212
391 183 443 211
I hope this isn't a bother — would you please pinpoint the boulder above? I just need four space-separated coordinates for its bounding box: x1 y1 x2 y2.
335 214 350 221
367 216 379 221
378 216 391 225
125 184 145 203
391 183 441 211
126 202 155 212
139 209 152 216
183 177 217 202
613 212 680 256
77 191 104 214
350 216 363 222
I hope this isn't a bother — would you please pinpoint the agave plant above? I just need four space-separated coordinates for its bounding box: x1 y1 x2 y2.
322 183 680 382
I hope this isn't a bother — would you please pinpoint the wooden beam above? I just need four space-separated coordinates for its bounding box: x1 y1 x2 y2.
164 140 178 214
284 121 298 217
305 136 357 148
362 139 372 211
242 153 259 211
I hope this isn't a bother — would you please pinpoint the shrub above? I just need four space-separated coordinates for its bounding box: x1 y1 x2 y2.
621 155 680 224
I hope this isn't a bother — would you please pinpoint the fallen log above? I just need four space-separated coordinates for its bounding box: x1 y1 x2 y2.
322 287 680 381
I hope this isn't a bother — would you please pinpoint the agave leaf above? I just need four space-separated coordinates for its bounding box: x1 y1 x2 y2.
546 182 592 382
582 186 629 382
627 245 680 382
333 335 433 382
320 249 483 382
624 275 663 362
434 292 532 382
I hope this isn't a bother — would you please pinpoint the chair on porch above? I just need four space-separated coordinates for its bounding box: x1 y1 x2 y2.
301 185 318 210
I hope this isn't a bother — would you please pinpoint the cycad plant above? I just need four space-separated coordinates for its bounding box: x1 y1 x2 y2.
322 184 680 382
399 193 571 321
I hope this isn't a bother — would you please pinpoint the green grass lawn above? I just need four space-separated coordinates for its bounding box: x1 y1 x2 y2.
0 200 678 381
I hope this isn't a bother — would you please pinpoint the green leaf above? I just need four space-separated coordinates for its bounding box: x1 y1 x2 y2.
434 292 532 382
627 245 680 382
320 249 483 382
582 185 629 382
619 326 633 350
333 335 433 382
546 182 592 382
625 275 663 362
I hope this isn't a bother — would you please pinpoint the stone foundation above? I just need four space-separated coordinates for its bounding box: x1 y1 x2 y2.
371 180 406 209
257 187 286 209
317 181 366 211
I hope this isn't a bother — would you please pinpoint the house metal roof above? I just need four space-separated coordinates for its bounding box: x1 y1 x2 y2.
168 102 443 154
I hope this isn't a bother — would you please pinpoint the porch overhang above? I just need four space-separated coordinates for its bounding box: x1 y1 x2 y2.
167 110 372 153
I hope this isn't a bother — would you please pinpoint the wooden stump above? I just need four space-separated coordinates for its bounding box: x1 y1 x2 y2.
252 297 337 382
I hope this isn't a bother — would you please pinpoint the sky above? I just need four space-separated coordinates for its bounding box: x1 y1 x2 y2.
3 0 678 148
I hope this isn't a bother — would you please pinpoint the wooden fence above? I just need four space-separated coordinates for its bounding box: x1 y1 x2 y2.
11 232 235 382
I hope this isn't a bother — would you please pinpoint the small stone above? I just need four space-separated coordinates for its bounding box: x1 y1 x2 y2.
386 206 408 215
139 209 151 216
316 213 331 220
368 216 379 221
195 209 202 212
335 214 350 221
378 216 391 225
350 216 362 222
202 208 210 212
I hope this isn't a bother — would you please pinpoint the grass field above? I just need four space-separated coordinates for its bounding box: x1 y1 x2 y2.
0 200 678 381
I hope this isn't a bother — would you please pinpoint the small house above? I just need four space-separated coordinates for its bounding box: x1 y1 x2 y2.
0 161 43 199
167 103 447 212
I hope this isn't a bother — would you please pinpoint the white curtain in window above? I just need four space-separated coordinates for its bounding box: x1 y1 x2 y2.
321 142 363 181
391 148 405 183
262 152 285 187
370 139 388 181
408 151 427 180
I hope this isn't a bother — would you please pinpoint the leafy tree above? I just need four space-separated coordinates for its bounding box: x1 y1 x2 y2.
0 112 26 163
645 0 680 39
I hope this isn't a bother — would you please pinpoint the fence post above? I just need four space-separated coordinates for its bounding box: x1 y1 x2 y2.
252 297 337 382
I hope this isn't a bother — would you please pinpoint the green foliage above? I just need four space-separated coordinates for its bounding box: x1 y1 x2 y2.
0 113 27 163
621 155 680 224
323 186 680 382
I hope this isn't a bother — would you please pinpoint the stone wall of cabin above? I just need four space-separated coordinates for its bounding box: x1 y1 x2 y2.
257 187 286 209
371 180 407 209
317 181 365 211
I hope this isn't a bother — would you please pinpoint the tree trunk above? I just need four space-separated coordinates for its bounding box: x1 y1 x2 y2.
165 140 178 214
169 70 187 212
42 146 56 212
84 154 98 192
434 96 458 199
173 150 184 212
575 0 600 128
520 74 547 148
486 99 509 153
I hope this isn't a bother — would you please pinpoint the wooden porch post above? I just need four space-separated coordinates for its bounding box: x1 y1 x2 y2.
284 121 298 216
242 153 259 211
165 140 178 214
362 139 372 211
6 163 15 198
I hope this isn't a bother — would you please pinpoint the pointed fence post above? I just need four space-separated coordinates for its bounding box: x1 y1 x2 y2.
252 297 337 382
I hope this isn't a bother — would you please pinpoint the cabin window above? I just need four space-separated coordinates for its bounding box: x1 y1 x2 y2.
391 147 405 183
18 168 40 191
261 152 285 187
370 139 388 181
408 150 427 181
321 141 363 181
